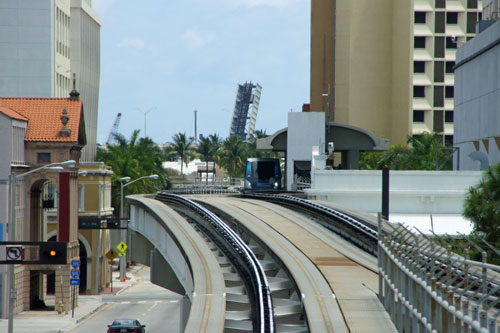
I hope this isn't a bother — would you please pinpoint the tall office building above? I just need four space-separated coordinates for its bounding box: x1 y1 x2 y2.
0 0 101 161
229 82 262 141
310 0 482 146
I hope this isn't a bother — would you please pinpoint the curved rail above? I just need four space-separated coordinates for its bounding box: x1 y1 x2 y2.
242 192 379 255
156 192 275 333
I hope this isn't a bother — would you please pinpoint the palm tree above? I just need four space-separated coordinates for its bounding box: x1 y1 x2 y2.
219 134 247 183
97 130 169 216
196 136 213 184
170 132 193 175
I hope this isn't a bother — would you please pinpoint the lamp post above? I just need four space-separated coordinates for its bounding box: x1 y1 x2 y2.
7 160 75 333
119 174 159 281
136 107 155 138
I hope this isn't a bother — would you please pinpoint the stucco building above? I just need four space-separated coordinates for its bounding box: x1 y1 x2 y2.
310 0 482 146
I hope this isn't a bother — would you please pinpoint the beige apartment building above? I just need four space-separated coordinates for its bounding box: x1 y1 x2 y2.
311 0 482 146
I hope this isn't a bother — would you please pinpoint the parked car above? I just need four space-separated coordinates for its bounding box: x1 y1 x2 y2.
107 318 146 333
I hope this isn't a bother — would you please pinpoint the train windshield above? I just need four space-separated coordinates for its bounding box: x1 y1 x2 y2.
247 160 279 181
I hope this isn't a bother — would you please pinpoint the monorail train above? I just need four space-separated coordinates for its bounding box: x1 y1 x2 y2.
244 158 282 191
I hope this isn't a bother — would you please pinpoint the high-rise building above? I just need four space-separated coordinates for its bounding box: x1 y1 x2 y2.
310 0 482 146
0 0 101 161
229 82 262 141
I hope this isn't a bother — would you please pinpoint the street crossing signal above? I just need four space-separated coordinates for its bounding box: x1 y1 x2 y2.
39 242 67 264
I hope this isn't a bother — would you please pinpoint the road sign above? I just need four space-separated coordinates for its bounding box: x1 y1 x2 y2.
71 260 81 269
118 252 126 257
106 249 118 260
70 278 80 286
116 242 127 252
6 246 23 261
70 270 80 278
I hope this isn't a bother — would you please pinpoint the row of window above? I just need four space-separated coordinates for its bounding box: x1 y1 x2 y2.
434 0 479 10
414 11 480 34
413 60 455 74
415 11 460 24
413 110 454 123
413 85 454 98
414 36 459 49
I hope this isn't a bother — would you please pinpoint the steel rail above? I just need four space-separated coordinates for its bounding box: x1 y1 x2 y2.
241 192 379 255
156 192 275 333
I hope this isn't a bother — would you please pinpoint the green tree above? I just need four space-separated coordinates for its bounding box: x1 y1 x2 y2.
463 164 500 247
196 136 215 184
170 132 193 175
97 130 169 216
219 134 247 183
359 132 452 170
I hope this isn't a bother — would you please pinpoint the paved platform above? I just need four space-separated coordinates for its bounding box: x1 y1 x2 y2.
0 264 145 333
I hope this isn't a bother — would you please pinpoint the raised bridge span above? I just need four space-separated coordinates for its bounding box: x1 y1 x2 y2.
126 192 500 332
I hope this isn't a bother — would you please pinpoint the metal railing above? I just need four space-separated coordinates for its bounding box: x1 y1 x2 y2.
378 214 500 332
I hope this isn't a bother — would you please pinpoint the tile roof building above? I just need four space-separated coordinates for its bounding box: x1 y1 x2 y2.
0 0 101 161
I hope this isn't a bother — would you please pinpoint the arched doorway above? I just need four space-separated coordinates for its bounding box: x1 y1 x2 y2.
47 236 88 294
29 179 47 310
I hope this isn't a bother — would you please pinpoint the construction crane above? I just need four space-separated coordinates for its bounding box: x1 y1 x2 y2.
106 113 122 145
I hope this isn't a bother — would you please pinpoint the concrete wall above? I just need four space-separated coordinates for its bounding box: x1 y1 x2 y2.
454 20 500 170
286 112 325 191
305 169 483 214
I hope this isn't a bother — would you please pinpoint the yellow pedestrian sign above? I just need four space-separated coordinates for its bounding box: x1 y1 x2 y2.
117 242 127 253
105 249 118 260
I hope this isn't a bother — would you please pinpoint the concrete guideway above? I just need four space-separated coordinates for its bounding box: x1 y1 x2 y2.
127 196 226 332
195 195 397 332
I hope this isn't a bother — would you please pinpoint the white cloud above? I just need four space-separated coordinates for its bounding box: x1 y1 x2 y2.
117 38 145 50
182 29 215 50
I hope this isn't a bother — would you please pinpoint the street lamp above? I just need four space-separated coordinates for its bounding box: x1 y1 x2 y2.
118 174 159 280
7 160 76 333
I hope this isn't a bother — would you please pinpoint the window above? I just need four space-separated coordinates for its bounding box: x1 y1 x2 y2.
446 37 457 49
445 111 454 123
434 61 444 82
78 184 85 211
435 0 445 9
415 12 426 24
37 152 51 164
414 61 425 73
446 12 458 24
444 135 453 146
414 37 426 49
435 12 445 33
467 0 478 9
413 110 425 123
47 184 58 210
434 86 444 107
435 37 445 57
445 86 454 98
445 61 455 73
414 86 425 98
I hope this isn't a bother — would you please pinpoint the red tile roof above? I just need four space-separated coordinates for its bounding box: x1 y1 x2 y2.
0 98 83 143
0 106 29 121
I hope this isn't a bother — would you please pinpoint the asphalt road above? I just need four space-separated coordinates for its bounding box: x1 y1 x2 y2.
71 267 183 333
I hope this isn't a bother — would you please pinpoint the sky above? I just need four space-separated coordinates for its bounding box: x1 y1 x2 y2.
93 0 311 145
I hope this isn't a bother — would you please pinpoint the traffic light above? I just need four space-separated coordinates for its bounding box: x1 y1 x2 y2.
106 219 120 229
39 242 67 264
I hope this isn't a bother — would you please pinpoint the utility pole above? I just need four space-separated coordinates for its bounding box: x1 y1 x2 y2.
194 109 198 143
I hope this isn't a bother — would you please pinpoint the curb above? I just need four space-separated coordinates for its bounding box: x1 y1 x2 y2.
75 302 109 324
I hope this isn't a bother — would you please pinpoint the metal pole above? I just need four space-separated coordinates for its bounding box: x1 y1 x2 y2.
95 183 102 292
7 174 16 333
382 167 390 220
119 182 125 281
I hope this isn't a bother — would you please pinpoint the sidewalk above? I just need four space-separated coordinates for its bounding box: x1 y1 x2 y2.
0 263 145 333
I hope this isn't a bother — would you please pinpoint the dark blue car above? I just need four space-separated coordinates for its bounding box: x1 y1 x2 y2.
107 318 146 333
